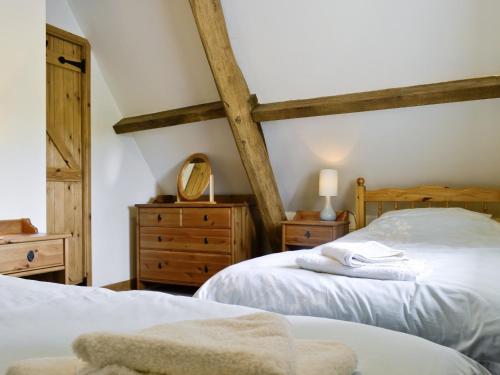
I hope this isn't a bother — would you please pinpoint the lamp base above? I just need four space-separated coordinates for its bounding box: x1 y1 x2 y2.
320 196 336 221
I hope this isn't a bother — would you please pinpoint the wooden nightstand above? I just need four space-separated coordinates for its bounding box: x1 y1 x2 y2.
0 218 71 283
281 211 349 251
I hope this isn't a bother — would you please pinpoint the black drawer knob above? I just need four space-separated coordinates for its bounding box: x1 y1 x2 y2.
157 214 162 222
203 214 209 222
304 230 312 239
204 264 209 273
204 237 208 244
26 250 36 262
158 236 162 242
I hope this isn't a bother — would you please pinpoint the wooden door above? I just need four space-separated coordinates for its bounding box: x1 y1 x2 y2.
46 25 91 285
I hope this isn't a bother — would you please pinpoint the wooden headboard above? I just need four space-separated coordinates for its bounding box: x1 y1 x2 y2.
355 177 500 229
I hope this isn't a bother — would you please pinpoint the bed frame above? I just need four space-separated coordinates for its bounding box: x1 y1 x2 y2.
355 177 500 229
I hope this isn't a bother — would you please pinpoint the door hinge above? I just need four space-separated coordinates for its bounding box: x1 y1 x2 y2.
58 56 86 73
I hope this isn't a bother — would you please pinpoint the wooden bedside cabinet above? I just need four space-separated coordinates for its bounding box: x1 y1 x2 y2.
0 218 71 283
281 211 349 251
136 202 257 289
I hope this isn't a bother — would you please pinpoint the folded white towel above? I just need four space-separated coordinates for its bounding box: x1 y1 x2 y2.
320 241 406 267
297 254 424 281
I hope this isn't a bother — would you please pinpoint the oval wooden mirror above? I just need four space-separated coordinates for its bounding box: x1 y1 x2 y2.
177 153 212 201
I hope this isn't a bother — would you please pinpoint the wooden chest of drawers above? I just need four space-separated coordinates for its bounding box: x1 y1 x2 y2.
136 203 256 288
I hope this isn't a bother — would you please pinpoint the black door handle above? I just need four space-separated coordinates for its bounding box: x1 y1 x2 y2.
58 56 86 73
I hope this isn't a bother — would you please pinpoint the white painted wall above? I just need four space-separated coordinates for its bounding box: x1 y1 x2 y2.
65 1 500 216
0 0 46 230
223 0 500 212
65 0 500 216
67 0 251 195
46 0 157 286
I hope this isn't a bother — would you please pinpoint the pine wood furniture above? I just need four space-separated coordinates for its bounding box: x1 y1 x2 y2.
0 219 71 283
355 177 500 229
281 211 349 251
136 202 256 288
176 153 215 204
46 24 92 285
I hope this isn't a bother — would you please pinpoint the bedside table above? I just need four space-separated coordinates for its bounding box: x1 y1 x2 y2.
281 211 349 251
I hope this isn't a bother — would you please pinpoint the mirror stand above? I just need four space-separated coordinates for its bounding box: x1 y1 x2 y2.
175 153 216 204
176 174 216 204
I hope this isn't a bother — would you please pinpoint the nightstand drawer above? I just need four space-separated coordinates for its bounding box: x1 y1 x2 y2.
0 240 64 274
140 227 231 253
139 208 181 227
285 225 333 247
182 208 231 228
140 250 230 286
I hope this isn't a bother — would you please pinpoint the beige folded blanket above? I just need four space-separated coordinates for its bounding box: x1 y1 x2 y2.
7 313 357 375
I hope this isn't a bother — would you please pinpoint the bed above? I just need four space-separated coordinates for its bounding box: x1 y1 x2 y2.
195 178 500 374
0 275 489 375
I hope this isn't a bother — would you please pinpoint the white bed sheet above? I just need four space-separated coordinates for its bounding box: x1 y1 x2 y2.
195 208 500 373
0 275 488 375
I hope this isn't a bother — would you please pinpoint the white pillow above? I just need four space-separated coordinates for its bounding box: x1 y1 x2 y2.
364 208 500 247
379 207 492 221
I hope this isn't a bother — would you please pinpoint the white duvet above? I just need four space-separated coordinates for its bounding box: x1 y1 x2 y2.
195 208 500 374
0 273 488 375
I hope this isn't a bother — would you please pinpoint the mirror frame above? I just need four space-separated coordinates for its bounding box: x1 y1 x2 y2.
177 153 212 202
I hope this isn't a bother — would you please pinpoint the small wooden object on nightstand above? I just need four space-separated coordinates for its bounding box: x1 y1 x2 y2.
281 211 349 251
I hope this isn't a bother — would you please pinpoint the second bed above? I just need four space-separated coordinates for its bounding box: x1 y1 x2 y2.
196 180 500 373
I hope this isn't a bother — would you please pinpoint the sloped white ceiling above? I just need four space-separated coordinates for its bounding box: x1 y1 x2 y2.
68 0 251 195
67 0 500 210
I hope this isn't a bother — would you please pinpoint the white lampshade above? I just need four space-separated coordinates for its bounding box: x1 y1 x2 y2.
319 169 338 197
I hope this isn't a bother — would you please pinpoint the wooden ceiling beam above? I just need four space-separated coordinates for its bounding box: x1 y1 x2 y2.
189 0 285 249
113 76 500 133
113 100 225 134
252 76 500 122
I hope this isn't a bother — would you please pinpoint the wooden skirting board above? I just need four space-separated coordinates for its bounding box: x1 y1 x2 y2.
102 278 136 292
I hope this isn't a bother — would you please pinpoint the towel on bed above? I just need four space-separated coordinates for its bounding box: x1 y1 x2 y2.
320 240 407 267
297 253 424 281
7 313 357 375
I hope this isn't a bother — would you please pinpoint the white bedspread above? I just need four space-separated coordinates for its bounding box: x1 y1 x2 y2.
195 208 500 374
0 274 488 375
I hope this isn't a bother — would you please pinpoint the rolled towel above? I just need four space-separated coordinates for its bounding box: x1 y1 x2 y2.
73 313 357 375
297 254 425 281
320 240 407 267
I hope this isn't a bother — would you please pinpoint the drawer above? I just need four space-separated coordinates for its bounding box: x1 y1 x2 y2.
139 208 180 227
140 250 230 286
182 208 231 228
332 224 349 239
140 227 231 253
0 240 64 274
285 225 333 247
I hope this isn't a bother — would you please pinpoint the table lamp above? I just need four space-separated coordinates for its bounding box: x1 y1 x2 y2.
319 169 338 221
